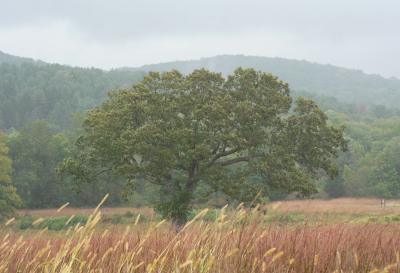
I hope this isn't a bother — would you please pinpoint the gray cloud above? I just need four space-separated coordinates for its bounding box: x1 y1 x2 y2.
0 0 399 77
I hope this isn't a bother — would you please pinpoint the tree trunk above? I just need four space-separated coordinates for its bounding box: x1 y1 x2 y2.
171 214 187 231
157 175 193 231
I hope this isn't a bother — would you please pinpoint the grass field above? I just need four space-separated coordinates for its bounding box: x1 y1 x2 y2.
2 198 400 272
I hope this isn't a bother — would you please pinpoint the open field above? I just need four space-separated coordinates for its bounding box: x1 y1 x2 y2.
271 198 400 214
13 198 400 228
2 198 400 272
17 198 400 217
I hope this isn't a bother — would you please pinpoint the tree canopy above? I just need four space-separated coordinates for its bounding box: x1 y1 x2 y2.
0 62 144 130
6 120 128 208
62 68 346 224
0 130 21 221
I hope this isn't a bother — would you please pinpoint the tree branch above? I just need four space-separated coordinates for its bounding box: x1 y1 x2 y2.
143 175 163 185
214 156 251 166
207 147 242 167
213 153 266 167
211 142 221 156
92 167 113 178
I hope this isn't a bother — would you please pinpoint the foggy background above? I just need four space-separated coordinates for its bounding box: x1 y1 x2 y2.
0 0 399 77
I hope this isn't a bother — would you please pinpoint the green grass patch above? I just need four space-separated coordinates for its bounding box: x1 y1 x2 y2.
18 215 88 230
16 211 148 230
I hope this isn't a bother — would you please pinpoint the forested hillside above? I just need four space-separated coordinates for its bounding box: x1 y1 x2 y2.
2 53 400 130
0 51 37 65
131 55 400 108
0 59 144 130
1 51 400 209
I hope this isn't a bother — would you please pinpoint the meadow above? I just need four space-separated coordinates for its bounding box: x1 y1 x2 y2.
1 198 400 273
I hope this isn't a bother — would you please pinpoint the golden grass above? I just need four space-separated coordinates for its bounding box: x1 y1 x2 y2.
2 199 400 273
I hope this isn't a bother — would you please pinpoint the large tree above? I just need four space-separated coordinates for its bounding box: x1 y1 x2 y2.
61 68 346 225
0 131 21 221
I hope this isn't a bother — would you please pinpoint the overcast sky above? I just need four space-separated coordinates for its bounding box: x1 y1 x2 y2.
0 0 399 77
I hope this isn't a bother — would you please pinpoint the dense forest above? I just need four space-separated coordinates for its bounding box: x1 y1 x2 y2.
0 52 144 130
1 52 400 209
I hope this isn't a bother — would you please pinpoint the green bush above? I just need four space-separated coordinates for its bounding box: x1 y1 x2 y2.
68 214 89 226
384 215 400 223
41 217 66 231
18 216 35 230
17 214 88 231
42 215 88 230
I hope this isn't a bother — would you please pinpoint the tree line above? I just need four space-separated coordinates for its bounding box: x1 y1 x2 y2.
0 63 400 223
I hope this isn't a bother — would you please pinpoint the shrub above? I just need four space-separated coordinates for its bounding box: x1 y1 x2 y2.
18 216 35 230
17 215 89 230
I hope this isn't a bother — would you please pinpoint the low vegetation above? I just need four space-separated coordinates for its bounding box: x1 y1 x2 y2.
1 198 400 273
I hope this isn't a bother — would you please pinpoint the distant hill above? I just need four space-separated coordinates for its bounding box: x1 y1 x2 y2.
0 51 144 130
0 51 39 65
129 55 400 108
1 51 400 130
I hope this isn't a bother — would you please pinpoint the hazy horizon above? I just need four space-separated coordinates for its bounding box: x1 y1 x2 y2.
1 0 399 78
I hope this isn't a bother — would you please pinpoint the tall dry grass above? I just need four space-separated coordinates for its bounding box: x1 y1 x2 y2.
2 201 400 273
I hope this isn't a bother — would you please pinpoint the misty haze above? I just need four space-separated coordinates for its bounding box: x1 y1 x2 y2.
0 1 400 272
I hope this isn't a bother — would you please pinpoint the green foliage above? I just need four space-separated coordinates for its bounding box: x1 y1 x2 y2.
3 52 400 209
7 120 71 208
319 113 400 198
0 131 21 221
0 62 144 130
7 120 128 208
16 213 145 230
17 216 35 230
368 137 400 197
17 214 88 230
2 54 400 132
62 68 346 224
138 55 400 109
